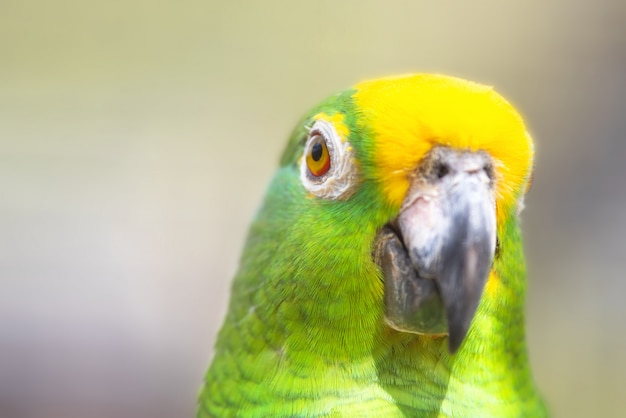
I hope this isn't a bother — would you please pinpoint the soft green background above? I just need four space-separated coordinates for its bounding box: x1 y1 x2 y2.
1 1 625 417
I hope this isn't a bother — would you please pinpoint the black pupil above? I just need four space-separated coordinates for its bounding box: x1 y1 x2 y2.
311 142 323 162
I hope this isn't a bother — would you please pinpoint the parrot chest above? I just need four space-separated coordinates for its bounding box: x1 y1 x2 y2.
201 347 546 418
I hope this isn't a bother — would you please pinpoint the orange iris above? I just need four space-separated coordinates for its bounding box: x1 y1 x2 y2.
306 135 331 177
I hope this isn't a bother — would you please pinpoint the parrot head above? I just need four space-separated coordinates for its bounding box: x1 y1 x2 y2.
277 73 533 353
199 74 543 417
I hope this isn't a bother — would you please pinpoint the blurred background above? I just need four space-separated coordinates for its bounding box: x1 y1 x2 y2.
1 1 625 417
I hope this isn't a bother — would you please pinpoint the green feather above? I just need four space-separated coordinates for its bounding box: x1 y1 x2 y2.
198 75 547 417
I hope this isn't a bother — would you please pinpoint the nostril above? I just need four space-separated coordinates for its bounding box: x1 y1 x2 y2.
482 162 494 180
424 148 495 182
435 162 449 179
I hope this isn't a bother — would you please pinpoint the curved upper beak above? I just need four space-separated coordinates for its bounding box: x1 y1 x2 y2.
375 148 497 353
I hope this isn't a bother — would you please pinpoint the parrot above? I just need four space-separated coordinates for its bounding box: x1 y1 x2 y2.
198 74 547 417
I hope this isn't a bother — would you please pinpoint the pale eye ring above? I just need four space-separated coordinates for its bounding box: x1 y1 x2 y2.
299 119 359 200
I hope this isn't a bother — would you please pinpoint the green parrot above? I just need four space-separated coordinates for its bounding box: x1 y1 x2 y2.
198 74 547 417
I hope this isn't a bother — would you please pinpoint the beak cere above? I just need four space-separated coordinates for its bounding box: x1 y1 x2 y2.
374 147 497 353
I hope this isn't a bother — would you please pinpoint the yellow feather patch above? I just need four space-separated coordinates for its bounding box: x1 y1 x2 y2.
314 112 350 142
352 74 534 226
485 271 500 297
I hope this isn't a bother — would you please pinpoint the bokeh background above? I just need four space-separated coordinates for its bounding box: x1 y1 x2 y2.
1 1 625 417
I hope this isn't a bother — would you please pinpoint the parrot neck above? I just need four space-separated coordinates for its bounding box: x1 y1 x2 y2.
270 214 538 408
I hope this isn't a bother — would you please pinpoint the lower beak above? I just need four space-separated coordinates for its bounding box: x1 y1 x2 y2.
374 149 497 353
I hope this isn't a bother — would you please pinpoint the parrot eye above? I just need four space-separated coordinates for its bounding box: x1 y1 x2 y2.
299 119 359 200
305 135 331 177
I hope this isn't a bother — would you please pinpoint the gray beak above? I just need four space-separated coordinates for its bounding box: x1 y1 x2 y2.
374 148 497 353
